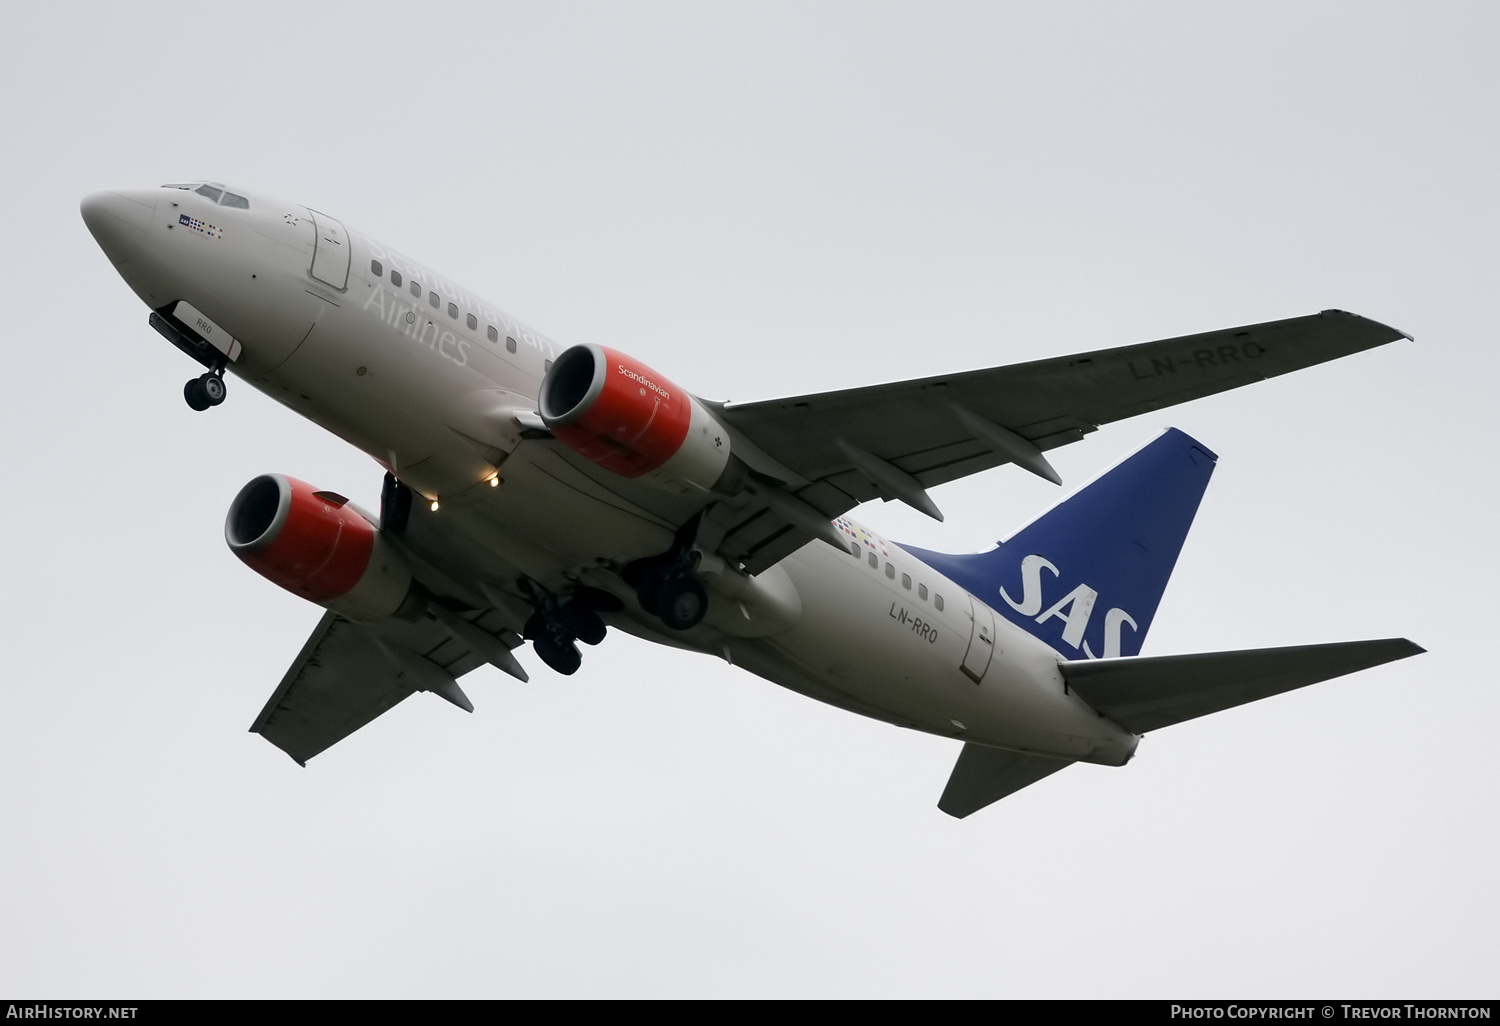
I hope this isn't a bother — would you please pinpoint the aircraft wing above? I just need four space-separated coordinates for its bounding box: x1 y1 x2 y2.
710 310 1407 573
250 607 524 764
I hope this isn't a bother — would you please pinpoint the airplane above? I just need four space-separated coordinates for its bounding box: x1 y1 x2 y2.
81 181 1422 817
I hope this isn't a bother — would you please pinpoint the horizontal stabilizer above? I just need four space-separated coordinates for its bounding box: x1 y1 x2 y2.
1062 638 1425 734
938 742 1074 818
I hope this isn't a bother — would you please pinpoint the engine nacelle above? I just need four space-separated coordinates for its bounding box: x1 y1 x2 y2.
226 474 416 621
539 344 732 492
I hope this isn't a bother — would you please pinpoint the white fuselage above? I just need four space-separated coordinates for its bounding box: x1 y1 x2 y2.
84 184 1137 766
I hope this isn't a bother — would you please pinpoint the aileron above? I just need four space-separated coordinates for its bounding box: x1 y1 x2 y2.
721 310 1405 497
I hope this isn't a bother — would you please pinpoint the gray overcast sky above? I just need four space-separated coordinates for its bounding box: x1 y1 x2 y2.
2 0 1494 998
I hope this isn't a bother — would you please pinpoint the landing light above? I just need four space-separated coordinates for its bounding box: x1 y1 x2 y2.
489 475 500 488
430 499 440 512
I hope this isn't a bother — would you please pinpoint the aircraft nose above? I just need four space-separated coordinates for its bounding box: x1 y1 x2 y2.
81 189 157 266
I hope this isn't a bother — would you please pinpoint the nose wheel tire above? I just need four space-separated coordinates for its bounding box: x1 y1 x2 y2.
184 378 209 411
184 372 226 411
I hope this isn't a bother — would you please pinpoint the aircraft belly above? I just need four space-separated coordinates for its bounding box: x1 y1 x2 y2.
272 336 439 474
399 450 680 598
233 270 1137 765
266 305 517 496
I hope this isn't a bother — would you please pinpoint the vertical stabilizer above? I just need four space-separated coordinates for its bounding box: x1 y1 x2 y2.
906 428 1216 660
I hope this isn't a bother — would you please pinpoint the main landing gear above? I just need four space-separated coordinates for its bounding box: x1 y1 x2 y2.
631 562 709 630
521 515 712 676
523 585 621 676
623 515 710 631
183 369 226 411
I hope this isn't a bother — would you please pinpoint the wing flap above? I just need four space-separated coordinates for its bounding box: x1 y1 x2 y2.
251 613 422 765
251 608 523 764
1061 638 1425 735
721 310 1406 501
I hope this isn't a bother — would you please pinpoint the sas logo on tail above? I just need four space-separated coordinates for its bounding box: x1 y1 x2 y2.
999 554 1138 659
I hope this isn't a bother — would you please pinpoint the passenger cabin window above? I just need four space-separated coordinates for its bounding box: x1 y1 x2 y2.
429 292 439 309
934 595 944 611
902 573 911 590
918 584 928 600
410 281 421 298
370 260 383 277
487 325 499 343
467 313 478 331
506 336 517 353
391 270 403 288
867 552 878 569
447 302 458 319
885 563 895 580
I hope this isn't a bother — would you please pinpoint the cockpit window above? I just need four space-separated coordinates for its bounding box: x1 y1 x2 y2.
162 183 250 208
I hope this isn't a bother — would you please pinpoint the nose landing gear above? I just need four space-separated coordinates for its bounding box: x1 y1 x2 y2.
184 370 226 411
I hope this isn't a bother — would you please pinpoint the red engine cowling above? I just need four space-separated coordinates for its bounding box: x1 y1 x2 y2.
225 474 415 620
539 344 732 492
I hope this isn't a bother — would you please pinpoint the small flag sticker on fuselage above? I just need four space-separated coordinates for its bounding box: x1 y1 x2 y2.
179 213 221 238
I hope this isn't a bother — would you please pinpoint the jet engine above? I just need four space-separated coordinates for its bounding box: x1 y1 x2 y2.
539 344 733 493
226 474 418 621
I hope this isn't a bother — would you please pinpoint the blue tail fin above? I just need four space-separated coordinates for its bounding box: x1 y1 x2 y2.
904 428 1217 659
